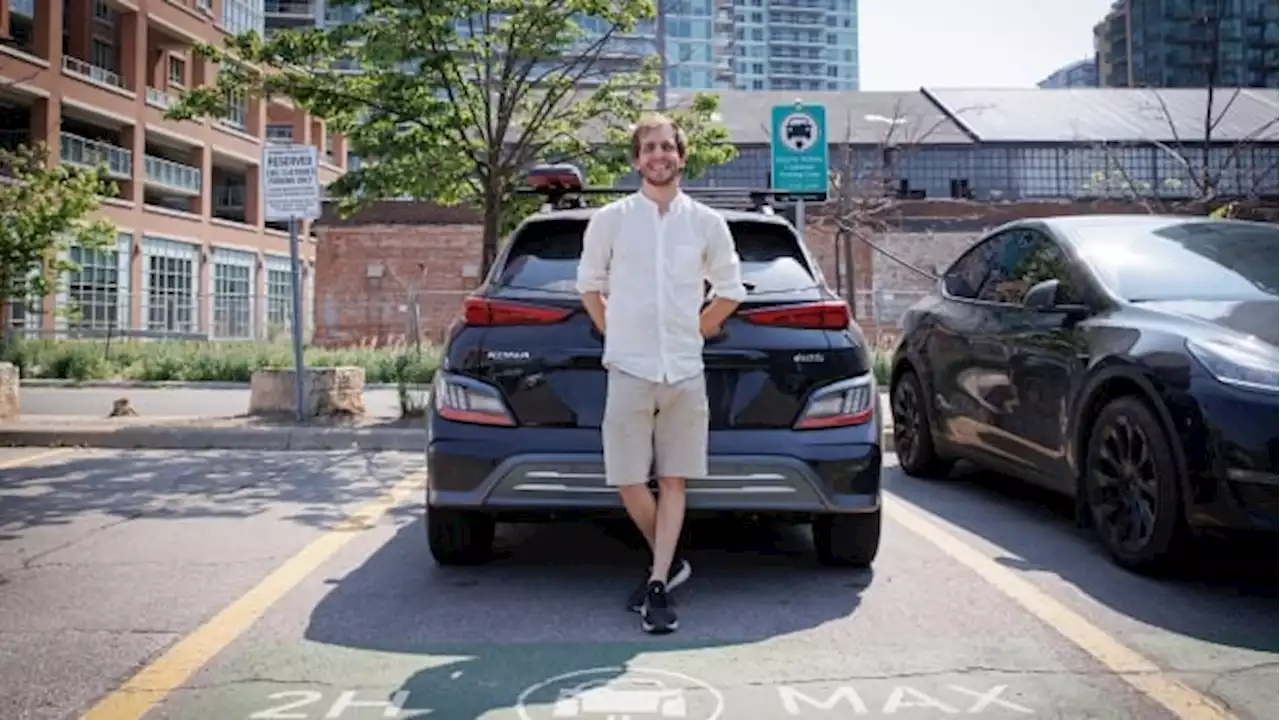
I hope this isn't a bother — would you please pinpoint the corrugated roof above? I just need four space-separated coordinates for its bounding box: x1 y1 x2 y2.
922 87 1279 144
663 89 976 146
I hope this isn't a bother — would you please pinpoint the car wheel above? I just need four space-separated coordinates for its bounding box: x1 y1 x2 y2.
813 510 880 567
426 506 496 565
891 369 953 479
1083 397 1189 573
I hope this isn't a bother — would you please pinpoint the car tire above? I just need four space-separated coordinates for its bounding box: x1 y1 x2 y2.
891 369 953 479
1083 396 1190 574
813 510 881 567
426 506 496 566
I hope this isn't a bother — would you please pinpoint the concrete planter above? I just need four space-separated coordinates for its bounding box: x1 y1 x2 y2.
0 362 18 419
248 366 367 419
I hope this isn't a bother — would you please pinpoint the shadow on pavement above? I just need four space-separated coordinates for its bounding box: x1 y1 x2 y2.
887 460 1278 653
0 449 419 537
305 514 870 718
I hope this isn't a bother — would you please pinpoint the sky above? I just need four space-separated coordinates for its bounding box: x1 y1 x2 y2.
857 0 1118 91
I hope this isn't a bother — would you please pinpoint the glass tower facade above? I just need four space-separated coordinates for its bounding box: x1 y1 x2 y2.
731 0 859 91
278 1 859 92
1095 0 1278 89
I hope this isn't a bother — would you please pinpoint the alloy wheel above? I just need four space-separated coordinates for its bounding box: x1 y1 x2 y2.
891 379 920 462
1088 413 1159 554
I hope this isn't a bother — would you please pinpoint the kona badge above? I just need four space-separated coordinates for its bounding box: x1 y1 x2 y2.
486 350 531 362
793 352 825 364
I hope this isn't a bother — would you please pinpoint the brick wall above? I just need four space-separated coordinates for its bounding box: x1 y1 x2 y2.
312 198 1255 348
312 222 485 347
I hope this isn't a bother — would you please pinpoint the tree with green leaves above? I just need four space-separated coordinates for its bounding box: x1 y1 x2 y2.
0 142 117 344
165 0 736 275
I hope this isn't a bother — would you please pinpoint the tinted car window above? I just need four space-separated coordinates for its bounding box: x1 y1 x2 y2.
496 216 818 294
1067 220 1278 301
976 229 1080 305
941 237 997 299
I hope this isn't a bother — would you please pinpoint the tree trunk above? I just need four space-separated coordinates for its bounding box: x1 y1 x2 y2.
480 183 504 280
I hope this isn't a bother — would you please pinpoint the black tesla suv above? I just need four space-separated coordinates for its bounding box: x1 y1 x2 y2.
425 170 884 568
888 214 1277 573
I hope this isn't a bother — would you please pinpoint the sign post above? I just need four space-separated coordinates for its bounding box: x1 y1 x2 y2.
261 144 321 423
769 101 829 240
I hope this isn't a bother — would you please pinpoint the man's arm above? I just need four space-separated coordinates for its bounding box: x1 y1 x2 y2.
576 207 613 334
700 212 747 337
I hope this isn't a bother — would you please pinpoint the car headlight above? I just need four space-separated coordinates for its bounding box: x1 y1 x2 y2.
1186 338 1279 393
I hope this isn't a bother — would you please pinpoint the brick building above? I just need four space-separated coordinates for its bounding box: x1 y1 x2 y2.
2 0 349 340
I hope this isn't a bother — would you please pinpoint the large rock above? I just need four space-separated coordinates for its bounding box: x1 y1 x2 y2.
249 366 367 419
0 362 16 420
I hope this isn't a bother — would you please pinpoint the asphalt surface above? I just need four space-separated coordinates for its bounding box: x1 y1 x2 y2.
17 387 411 418
0 449 1275 720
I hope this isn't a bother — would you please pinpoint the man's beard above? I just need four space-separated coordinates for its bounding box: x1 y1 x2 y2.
641 165 681 186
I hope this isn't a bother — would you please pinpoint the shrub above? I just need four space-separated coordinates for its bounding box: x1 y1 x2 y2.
0 338 441 384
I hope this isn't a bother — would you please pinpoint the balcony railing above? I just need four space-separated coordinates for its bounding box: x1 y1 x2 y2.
264 0 315 15
144 155 202 194
59 132 132 178
63 56 126 90
146 87 175 109
265 125 294 143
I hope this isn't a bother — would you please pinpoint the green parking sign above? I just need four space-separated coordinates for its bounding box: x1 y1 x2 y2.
770 103 829 201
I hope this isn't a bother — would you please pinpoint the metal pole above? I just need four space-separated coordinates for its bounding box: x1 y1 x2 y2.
656 0 668 110
795 197 805 241
288 215 306 423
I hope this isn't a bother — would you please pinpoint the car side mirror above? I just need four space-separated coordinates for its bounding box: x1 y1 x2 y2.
1022 278 1090 317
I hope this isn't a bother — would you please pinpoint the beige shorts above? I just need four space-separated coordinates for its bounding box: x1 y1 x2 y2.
602 368 709 487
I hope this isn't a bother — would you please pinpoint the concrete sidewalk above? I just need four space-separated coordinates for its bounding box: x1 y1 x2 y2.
0 415 425 452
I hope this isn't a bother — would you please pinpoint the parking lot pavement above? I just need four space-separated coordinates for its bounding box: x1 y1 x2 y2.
1 451 1275 720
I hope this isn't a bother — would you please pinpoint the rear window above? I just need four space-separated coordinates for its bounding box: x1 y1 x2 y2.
495 217 818 294
1066 220 1278 302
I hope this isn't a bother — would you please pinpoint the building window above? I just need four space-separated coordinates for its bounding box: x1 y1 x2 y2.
65 233 131 332
212 248 255 339
142 237 199 335
223 88 248 130
264 256 294 336
169 56 186 87
91 38 115 72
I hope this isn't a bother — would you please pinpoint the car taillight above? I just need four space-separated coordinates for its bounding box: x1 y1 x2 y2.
794 373 875 429
463 297 572 326
739 300 850 330
433 373 516 427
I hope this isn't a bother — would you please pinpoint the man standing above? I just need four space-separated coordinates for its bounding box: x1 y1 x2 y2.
576 113 747 634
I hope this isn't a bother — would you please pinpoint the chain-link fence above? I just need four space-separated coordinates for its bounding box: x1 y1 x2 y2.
5 284 931 351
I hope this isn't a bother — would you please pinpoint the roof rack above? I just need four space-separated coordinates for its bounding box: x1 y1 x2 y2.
515 163 803 214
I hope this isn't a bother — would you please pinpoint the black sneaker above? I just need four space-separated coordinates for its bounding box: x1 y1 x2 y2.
626 557 692 613
641 581 677 634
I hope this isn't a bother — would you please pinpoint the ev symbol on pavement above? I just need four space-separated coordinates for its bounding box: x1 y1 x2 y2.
780 112 818 152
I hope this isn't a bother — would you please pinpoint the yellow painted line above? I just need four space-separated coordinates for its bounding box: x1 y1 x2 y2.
884 494 1238 720
81 471 426 720
0 447 74 470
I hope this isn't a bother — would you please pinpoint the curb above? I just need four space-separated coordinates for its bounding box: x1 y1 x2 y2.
18 380 410 390
0 426 427 452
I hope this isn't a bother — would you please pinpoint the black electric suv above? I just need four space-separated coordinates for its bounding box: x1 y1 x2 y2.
425 167 884 568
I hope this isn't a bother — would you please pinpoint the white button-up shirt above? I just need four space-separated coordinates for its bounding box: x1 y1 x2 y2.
576 191 748 384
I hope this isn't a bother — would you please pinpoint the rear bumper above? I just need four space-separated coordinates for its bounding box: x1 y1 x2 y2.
427 423 882 516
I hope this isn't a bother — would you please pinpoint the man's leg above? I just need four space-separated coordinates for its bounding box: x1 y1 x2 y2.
640 373 709 634
603 370 661 608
